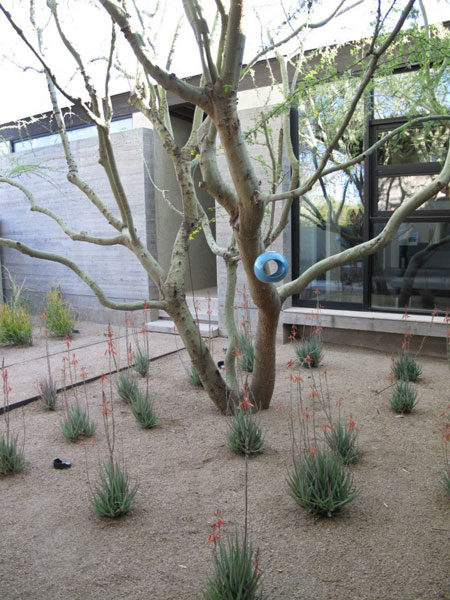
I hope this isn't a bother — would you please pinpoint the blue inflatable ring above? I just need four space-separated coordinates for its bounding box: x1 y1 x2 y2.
254 251 288 283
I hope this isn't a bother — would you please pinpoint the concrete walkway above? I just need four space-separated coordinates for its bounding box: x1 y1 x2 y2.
0 321 185 411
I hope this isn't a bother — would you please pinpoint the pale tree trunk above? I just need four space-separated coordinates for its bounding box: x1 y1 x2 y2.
166 296 235 413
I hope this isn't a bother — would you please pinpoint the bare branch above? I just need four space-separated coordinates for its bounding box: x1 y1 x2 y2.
0 237 166 311
105 21 117 122
198 119 239 216
197 201 238 260
99 0 211 111
47 0 101 115
0 177 128 246
0 3 102 126
214 0 228 72
242 0 359 79
182 0 218 83
221 0 245 87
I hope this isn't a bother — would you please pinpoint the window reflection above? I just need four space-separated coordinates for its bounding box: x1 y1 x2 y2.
12 117 133 153
376 125 448 167
371 221 450 311
298 168 364 304
377 175 450 212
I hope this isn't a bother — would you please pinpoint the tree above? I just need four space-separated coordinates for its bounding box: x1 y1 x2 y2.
0 0 449 413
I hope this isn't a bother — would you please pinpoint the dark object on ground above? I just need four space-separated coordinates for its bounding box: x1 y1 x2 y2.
53 458 71 469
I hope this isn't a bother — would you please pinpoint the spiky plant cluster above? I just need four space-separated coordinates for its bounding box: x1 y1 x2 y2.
0 431 24 475
238 333 255 373
38 378 58 411
390 381 418 414
204 534 263 600
392 352 422 382
90 458 137 518
134 348 150 377
130 391 157 429
115 372 140 403
287 446 359 517
295 337 323 368
227 406 264 457
324 417 359 465
61 402 96 441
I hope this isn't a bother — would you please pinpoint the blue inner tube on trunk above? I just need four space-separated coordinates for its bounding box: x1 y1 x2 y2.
253 252 288 283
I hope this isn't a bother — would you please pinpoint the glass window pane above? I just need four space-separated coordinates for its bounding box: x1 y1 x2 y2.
13 117 132 153
376 124 448 166
298 169 364 304
374 68 450 119
377 175 450 212
371 221 450 312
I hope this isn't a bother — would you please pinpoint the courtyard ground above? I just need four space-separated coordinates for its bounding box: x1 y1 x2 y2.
0 326 449 600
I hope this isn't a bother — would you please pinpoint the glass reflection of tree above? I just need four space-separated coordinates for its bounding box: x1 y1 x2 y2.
398 188 450 309
298 81 367 293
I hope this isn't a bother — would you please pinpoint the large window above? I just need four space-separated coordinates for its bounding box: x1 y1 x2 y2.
293 78 365 308
292 69 450 315
368 119 450 312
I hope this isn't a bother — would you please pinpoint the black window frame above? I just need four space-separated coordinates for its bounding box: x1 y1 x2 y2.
291 114 450 314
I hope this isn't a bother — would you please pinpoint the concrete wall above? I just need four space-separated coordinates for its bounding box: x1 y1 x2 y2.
0 128 158 324
153 117 216 292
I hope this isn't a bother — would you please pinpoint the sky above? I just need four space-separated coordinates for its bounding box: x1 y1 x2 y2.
0 0 449 125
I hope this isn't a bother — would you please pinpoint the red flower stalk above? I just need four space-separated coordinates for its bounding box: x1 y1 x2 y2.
100 398 112 415
347 414 358 432
288 324 297 341
237 395 254 412
206 511 227 546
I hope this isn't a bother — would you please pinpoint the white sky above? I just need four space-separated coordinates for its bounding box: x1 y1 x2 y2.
0 0 449 124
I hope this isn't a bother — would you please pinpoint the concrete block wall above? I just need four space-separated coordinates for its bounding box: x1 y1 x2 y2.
153 117 217 293
0 128 158 324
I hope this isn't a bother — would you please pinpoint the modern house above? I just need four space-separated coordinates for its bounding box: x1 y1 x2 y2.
0 34 449 354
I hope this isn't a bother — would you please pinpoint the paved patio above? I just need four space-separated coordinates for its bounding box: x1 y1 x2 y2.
0 321 186 411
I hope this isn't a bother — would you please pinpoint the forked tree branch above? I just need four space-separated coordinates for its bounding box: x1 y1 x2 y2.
99 0 211 112
0 237 167 311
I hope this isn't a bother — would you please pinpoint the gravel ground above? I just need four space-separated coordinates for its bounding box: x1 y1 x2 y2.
1 336 449 600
